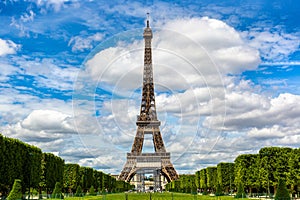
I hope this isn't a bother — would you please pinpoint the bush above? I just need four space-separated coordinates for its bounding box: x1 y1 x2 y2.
51 182 64 199
75 185 83 197
215 184 223 196
7 179 22 200
275 179 290 200
89 185 96 196
235 182 246 198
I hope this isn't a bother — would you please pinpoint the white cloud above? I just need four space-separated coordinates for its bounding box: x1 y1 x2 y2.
204 86 300 144
69 33 104 52
247 125 285 139
36 0 69 12
0 39 20 56
84 17 260 95
0 62 20 81
242 29 300 61
3 109 75 143
21 110 74 133
15 57 78 91
21 10 35 22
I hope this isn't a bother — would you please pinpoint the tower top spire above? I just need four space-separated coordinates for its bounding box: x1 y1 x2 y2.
143 12 152 39
146 12 150 27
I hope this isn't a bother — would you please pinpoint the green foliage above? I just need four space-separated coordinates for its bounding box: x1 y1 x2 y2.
287 148 300 194
234 154 259 194
217 162 234 193
41 153 65 192
88 185 96 196
215 183 223 196
0 134 133 197
199 168 207 190
0 134 42 195
206 167 217 191
7 179 22 200
75 185 83 197
178 174 196 193
275 179 290 200
52 182 63 199
93 170 103 192
235 182 246 198
195 171 200 189
79 167 94 192
259 147 292 193
63 164 80 193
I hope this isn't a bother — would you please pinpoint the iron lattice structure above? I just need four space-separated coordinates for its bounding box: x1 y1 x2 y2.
118 19 178 183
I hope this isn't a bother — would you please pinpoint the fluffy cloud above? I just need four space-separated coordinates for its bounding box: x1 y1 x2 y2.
69 33 104 52
206 92 300 131
84 17 260 93
35 0 69 12
20 10 35 22
0 39 20 56
21 110 73 132
242 30 300 62
4 109 74 142
14 57 78 91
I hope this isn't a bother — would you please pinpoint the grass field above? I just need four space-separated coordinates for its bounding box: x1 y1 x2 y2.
63 193 243 200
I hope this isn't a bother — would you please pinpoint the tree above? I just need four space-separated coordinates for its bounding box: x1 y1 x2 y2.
217 162 234 193
206 167 217 193
215 183 223 196
79 167 94 192
41 153 64 194
287 148 300 196
51 182 63 199
275 179 290 200
0 134 43 196
235 154 259 194
63 164 80 193
195 171 200 190
235 182 246 198
199 169 207 193
75 185 83 197
93 170 103 192
259 147 292 195
7 179 22 200
89 185 96 196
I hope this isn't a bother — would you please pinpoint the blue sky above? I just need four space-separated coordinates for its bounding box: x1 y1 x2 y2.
0 0 299 174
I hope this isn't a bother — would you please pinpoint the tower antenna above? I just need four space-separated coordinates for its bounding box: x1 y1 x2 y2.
146 12 150 27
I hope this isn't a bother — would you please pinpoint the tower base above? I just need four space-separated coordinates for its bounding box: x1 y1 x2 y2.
119 152 178 182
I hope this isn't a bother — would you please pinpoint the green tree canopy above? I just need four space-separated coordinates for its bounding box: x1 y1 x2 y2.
275 179 290 200
7 179 22 200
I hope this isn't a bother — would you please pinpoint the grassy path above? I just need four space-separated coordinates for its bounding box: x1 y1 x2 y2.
64 193 242 200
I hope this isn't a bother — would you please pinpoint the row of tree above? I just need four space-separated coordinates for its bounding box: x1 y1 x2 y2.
166 147 300 197
63 164 133 194
0 134 133 197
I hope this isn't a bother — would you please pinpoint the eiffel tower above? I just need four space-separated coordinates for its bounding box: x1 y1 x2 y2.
119 16 178 185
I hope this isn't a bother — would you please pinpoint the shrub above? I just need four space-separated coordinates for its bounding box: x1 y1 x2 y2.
75 185 83 197
89 185 96 196
235 182 246 198
51 182 64 199
215 184 223 196
7 179 22 200
275 179 290 200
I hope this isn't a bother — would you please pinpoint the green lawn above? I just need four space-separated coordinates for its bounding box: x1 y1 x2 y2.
63 193 244 200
